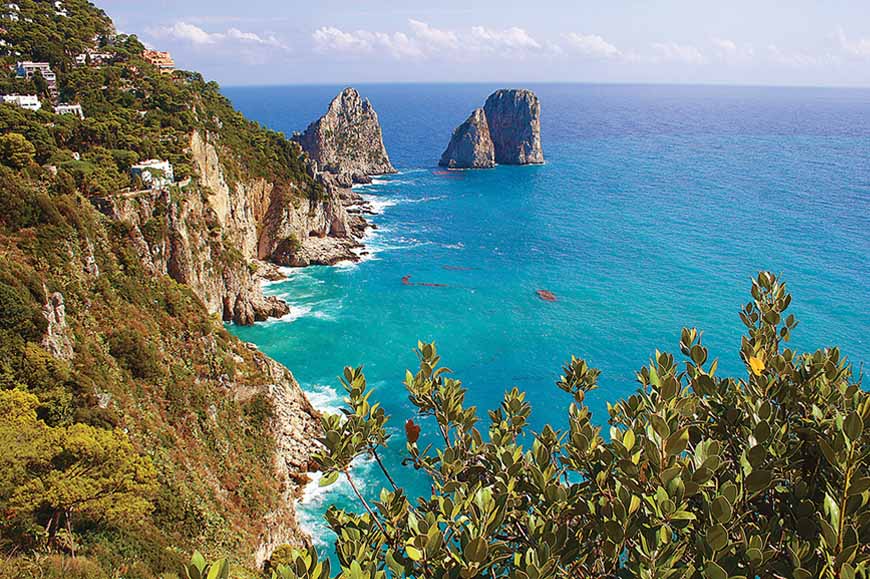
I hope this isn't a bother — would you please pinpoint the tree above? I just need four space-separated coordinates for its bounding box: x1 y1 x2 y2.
264 273 868 579
0 133 36 169
0 390 158 554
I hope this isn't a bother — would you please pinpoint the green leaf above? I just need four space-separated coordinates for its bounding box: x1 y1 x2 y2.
604 521 624 543
405 545 423 561
745 470 772 494
711 496 733 523
623 428 636 451
848 477 870 496
706 524 728 552
704 561 727 579
319 471 339 487
206 560 228 579
844 412 864 441
464 537 488 564
665 428 689 457
191 552 206 574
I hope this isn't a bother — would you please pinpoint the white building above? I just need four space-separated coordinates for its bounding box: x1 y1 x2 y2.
55 103 84 118
131 159 174 190
2 94 41 111
75 50 114 66
2 3 18 21
16 61 58 100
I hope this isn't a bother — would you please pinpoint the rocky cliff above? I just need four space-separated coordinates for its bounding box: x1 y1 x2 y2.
439 108 496 169
483 89 544 165
294 88 396 183
93 129 371 323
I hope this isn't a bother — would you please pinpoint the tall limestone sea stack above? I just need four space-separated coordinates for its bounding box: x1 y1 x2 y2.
439 108 496 169
294 87 397 184
439 88 544 168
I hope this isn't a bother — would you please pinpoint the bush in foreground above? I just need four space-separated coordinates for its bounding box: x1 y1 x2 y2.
202 273 868 578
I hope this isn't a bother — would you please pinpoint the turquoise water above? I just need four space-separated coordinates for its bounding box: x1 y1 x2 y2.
225 84 870 550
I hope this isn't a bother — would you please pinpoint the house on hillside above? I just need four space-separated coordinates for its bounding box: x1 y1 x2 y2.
2 3 19 21
142 49 174 73
16 61 58 100
75 49 114 66
55 103 84 118
2 94 41 111
131 159 174 190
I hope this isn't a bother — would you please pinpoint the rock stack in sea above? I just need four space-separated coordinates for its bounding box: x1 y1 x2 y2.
439 108 496 169
439 88 544 169
293 87 397 184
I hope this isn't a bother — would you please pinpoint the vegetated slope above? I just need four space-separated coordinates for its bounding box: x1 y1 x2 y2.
0 1 323 575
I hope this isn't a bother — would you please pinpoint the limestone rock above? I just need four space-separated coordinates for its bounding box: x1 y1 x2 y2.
293 88 396 182
439 108 495 169
483 89 544 165
41 291 74 360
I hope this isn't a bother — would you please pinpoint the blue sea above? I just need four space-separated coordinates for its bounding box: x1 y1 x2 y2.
224 83 870 553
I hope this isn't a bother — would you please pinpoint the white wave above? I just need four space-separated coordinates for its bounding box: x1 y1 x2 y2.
296 455 377 549
253 304 311 325
304 382 346 415
359 194 399 214
442 241 465 250
404 195 445 203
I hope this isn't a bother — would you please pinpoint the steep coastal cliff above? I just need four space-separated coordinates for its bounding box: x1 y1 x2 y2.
439 108 496 169
440 89 544 168
294 87 396 183
0 2 345 574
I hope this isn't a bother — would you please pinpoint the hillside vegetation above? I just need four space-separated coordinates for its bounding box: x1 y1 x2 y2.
0 1 320 577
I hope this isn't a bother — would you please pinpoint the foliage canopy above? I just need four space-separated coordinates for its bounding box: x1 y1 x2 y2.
259 273 869 579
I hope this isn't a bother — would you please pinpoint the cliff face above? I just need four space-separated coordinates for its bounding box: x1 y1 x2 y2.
294 88 396 182
483 89 544 165
93 129 369 323
439 108 496 169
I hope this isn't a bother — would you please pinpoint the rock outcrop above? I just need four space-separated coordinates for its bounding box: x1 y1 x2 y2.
484 89 544 165
293 88 396 183
92 129 372 324
441 89 544 168
41 291 74 360
438 108 495 169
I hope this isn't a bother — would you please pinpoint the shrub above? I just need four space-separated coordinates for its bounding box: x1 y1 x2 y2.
274 273 869 579
0 133 36 169
107 328 161 380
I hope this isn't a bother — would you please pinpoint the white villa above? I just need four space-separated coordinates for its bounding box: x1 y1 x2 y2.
2 94 41 111
131 160 174 190
55 103 84 118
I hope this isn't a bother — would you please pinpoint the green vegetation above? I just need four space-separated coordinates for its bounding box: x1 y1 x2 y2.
0 0 319 198
0 1 328 577
248 273 867 578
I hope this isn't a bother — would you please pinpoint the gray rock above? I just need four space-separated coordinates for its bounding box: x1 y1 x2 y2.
294 88 396 180
41 291 74 360
483 89 544 165
439 108 496 169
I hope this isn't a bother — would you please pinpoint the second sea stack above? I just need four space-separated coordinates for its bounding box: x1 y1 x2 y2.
438 108 495 169
439 88 543 168
294 87 396 183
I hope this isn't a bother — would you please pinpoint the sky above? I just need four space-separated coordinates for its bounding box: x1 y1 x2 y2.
96 0 870 87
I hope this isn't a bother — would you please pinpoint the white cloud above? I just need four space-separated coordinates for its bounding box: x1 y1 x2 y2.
649 41 706 64
408 19 459 51
712 38 754 63
312 27 422 58
563 33 621 59
150 21 288 50
766 44 822 68
838 29 870 59
469 25 541 52
312 20 542 60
